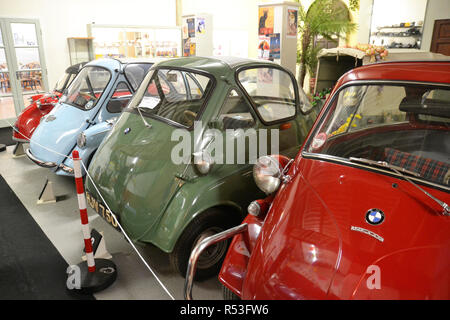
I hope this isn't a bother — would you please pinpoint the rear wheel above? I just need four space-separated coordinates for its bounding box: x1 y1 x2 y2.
170 208 240 281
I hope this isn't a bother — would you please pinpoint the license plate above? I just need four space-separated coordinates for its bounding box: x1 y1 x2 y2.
86 191 120 231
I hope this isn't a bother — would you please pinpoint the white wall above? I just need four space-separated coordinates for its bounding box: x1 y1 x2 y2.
0 0 176 89
422 0 450 50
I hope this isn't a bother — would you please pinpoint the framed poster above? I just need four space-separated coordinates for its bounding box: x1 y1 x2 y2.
258 7 274 36
197 17 206 34
269 33 280 59
287 8 298 38
258 36 270 60
187 18 195 38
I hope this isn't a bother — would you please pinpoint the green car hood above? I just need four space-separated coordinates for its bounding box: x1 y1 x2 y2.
86 111 188 240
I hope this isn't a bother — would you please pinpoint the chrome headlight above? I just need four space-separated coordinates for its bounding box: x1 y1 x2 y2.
248 201 261 216
253 156 282 194
77 132 86 149
193 150 214 175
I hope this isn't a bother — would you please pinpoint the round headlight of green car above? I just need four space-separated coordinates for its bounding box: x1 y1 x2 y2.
253 155 282 194
77 132 86 149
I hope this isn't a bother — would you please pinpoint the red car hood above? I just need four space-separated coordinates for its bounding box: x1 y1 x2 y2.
242 158 450 299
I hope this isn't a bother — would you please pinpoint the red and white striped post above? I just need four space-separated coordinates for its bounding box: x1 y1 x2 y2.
68 150 117 294
72 150 96 273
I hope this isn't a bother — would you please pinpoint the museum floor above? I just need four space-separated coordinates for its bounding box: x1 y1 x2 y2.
0 144 222 300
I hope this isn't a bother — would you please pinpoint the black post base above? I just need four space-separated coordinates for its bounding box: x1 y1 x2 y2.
0 144 5 152
70 258 117 294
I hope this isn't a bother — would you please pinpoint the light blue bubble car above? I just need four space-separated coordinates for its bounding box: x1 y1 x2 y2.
26 58 156 176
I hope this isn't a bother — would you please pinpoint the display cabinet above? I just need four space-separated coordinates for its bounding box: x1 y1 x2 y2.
67 37 94 64
87 24 181 59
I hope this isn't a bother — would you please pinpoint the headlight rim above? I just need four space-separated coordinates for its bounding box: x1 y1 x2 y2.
253 155 283 195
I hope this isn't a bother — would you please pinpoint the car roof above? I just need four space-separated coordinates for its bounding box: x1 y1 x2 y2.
65 62 86 74
155 56 278 75
337 60 450 86
84 58 159 71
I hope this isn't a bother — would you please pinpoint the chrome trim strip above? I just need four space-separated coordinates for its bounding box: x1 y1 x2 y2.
26 148 57 168
184 223 248 300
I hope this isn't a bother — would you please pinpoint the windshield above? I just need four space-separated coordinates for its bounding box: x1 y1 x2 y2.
61 66 111 110
54 72 75 93
129 68 213 127
306 83 450 189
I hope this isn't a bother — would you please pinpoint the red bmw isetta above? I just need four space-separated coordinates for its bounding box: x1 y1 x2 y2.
185 61 450 300
12 62 84 143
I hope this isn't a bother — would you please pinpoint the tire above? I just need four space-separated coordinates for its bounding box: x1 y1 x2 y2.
222 285 240 300
170 208 241 281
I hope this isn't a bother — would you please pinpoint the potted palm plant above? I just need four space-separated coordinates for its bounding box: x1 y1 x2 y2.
296 0 357 88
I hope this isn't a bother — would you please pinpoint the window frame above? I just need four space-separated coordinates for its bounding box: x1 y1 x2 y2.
63 65 112 111
129 66 216 131
235 64 300 126
106 80 133 114
216 87 258 129
301 79 450 193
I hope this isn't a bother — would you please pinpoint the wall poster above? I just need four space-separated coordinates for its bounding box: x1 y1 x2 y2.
269 33 280 59
287 8 298 38
258 35 270 60
258 6 274 36
187 18 196 38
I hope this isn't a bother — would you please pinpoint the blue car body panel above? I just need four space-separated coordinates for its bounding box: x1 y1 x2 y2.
28 58 154 176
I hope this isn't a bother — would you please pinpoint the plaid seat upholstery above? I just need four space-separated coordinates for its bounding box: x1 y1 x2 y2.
383 147 450 184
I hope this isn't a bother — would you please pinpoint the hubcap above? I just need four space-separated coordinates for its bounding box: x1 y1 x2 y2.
194 227 227 269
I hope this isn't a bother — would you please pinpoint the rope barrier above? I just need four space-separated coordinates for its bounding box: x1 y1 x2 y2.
2 119 176 300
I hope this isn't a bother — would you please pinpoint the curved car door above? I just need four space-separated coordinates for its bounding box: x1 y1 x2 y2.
29 65 114 165
87 68 213 240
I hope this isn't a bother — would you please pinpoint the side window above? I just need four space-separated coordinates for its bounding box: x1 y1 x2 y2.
107 82 132 113
186 73 206 100
237 67 297 123
124 63 153 91
218 89 255 129
161 70 187 102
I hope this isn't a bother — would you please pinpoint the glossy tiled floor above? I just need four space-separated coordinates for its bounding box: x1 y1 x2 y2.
0 145 222 300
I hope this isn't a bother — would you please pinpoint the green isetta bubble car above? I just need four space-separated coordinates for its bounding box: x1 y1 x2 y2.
85 56 319 279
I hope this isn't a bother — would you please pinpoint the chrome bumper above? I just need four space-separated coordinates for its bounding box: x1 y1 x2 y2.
26 148 74 174
184 223 248 300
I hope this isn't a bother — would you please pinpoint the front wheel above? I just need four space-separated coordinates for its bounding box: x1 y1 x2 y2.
170 209 240 281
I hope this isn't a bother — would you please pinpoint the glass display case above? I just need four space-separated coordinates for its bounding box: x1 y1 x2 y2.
88 24 181 59
369 0 427 49
67 37 94 64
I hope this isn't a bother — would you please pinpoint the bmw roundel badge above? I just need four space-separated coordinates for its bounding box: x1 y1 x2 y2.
124 127 131 134
365 208 385 225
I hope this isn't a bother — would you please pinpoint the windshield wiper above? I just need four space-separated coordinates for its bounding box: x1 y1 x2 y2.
349 157 449 216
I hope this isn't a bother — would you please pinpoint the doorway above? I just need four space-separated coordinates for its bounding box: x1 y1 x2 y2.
0 18 48 128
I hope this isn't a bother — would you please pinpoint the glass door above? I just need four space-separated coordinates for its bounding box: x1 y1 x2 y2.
0 18 48 128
